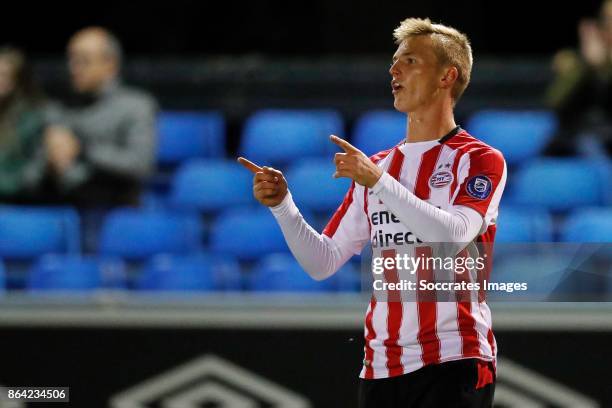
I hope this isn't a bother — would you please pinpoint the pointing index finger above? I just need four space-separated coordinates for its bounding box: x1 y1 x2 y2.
330 134 359 153
237 156 262 173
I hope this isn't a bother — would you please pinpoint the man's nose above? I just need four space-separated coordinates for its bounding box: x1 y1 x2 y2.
389 61 400 77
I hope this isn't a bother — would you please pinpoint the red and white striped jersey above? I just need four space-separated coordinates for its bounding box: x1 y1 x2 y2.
322 126 507 379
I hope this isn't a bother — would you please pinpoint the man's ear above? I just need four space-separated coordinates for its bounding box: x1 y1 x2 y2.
440 66 458 90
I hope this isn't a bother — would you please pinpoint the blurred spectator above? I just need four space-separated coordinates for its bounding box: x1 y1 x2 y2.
38 27 157 206
545 0 612 157
0 47 46 203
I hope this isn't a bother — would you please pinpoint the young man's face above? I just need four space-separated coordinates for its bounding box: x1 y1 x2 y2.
389 35 447 113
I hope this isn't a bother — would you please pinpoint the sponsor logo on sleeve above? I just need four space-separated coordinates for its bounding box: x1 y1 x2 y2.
466 175 492 199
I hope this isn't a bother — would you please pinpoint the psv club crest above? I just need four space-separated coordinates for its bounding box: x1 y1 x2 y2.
429 170 453 188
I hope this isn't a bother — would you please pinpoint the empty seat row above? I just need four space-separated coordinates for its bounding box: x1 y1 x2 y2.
163 156 610 214
0 206 80 259
168 158 351 213
7 253 361 292
8 249 612 296
100 209 204 259
157 109 344 166
0 205 610 263
157 111 225 164
496 206 612 242
0 239 610 294
157 109 561 166
4 250 612 296
491 253 612 299
503 159 611 211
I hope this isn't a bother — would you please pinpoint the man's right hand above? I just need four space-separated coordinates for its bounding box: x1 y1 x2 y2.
237 157 288 207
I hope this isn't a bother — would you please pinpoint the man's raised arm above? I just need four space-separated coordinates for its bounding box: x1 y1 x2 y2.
237 156 358 280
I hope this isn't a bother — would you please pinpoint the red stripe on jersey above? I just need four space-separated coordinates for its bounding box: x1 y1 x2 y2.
362 147 396 379
454 248 472 303
370 146 396 165
454 247 481 358
477 224 497 302
364 148 395 236
387 148 405 181
414 145 443 200
381 249 403 376
449 150 467 202
413 147 443 366
322 181 356 238
445 133 500 359
416 245 441 365
444 130 483 202
364 296 377 379
457 302 481 358
383 150 405 376
478 223 497 243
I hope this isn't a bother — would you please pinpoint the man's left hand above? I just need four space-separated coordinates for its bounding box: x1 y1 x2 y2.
330 134 383 188
45 125 81 175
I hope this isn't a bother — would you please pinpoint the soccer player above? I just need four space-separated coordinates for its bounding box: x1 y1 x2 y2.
238 17 505 408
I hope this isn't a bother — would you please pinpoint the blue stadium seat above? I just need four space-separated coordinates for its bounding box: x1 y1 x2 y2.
491 254 575 300
495 206 553 242
0 260 5 293
0 206 80 260
169 159 254 212
466 110 558 165
28 255 126 290
285 158 352 212
328 261 362 292
505 159 608 211
210 207 305 261
239 109 344 166
559 209 612 290
99 209 203 260
249 253 335 292
603 160 612 205
352 110 407 156
137 253 242 291
140 190 169 211
561 208 612 242
157 111 225 165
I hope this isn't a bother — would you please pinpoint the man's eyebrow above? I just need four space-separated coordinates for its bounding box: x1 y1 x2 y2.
392 51 414 61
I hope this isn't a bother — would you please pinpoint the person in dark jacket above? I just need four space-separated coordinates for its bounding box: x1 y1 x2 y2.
0 46 46 203
37 27 158 207
545 0 612 157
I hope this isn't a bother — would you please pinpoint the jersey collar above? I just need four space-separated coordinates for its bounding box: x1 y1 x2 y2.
438 125 462 144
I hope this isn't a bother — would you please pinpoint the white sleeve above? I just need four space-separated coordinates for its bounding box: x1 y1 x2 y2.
371 172 483 243
269 188 367 281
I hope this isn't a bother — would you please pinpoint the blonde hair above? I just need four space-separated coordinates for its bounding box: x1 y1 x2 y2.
394 17 473 103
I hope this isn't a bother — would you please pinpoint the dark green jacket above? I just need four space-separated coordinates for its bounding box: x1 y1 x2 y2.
0 97 44 200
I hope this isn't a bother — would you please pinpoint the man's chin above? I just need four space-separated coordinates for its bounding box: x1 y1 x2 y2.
393 99 412 113
71 80 93 94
